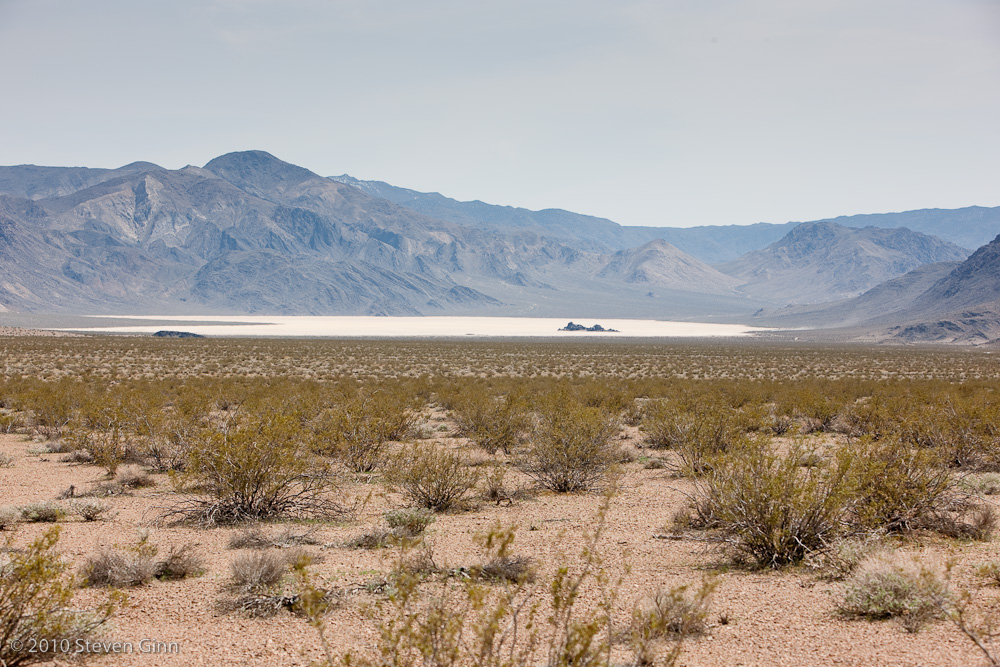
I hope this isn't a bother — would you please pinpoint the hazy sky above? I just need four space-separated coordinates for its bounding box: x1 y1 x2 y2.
1 0 998 228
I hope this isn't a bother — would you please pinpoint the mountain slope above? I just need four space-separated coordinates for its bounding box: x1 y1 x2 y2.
596 240 740 292
717 222 970 305
330 174 797 262
331 174 1000 262
0 151 760 317
749 235 1000 345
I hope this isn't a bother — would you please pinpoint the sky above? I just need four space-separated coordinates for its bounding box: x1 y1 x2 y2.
1 0 998 228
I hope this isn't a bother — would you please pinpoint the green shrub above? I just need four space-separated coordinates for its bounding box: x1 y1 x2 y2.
688 441 852 567
167 410 350 525
0 528 119 666
384 508 436 537
313 390 416 473
843 437 975 536
642 399 751 476
451 388 530 455
517 395 618 492
386 442 480 512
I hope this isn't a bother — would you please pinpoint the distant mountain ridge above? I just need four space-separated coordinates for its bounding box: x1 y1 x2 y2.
751 234 1000 345
716 222 970 304
0 150 994 330
0 151 759 318
331 174 1000 262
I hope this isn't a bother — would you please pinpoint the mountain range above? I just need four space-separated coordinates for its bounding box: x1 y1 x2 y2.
0 150 998 343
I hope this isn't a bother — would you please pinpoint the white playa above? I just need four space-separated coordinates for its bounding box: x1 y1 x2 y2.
54 315 772 338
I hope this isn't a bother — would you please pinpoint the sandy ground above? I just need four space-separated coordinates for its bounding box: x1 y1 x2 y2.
2 420 998 667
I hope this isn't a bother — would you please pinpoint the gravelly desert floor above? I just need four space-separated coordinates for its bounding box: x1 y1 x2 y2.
3 422 999 667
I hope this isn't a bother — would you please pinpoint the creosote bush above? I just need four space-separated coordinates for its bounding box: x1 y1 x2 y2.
630 577 716 666
313 389 417 473
844 436 984 537
0 528 120 667
385 442 480 512
451 388 530 455
298 497 682 667
687 441 852 568
167 409 351 525
518 393 619 493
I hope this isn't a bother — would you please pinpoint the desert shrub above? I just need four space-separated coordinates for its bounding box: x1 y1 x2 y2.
792 389 842 433
22 381 78 440
641 399 751 476
962 473 1000 496
153 545 205 580
70 499 112 522
837 393 902 439
470 523 536 585
804 536 884 581
117 464 155 489
688 441 852 567
384 508 436 537
167 410 350 525
386 442 480 512
0 527 119 667
230 551 292 592
481 462 515 505
839 553 951 633
345 528 397 550
843 437 979 536
0 411 24 435
313 389 417 473
923 398 1000 471
518 394 619 493
632 578 716 643
310 501 677 667
0 506 20 531
19 502 65 523
451 388 530 455
83 537 158 588
975 561 1000 587
228 525 320 550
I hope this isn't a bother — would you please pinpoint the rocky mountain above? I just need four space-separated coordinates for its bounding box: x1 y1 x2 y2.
0 151 762 317
596 240 740 293
716 222 970 305
332 174 1000 262
751 234 1000 345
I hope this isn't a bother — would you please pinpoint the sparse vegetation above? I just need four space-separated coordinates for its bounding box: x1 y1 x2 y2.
19 502 65 524
83 536 159 588
518 392 619 492
166 409 351 525
838 553 951 633
385 442 480 512
5 335 1000 663
0 528 120 666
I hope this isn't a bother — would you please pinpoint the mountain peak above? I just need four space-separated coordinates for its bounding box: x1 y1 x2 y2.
203 150 319 196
